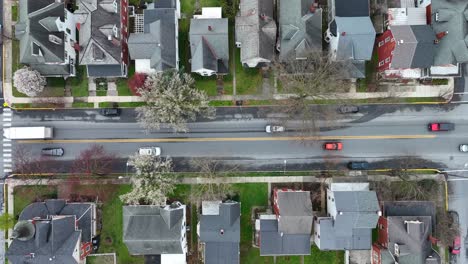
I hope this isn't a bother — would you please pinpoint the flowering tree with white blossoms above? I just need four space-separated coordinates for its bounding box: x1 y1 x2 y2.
13 67 47 96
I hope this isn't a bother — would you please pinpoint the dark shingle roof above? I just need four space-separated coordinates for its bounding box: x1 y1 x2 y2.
259 219 311 256
390 25 436 68
276 191 313 234
334 0 369 17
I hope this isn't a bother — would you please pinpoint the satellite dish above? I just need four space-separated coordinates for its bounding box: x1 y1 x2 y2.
12 221 35 241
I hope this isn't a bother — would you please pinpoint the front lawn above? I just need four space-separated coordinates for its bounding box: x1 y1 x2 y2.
13 185 58 221
11 5 17 21
69 66 89 97
234 48 262 95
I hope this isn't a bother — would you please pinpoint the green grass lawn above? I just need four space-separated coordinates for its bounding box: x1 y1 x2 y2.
96 90 107 96
233 39 262 95
99 102 146 108
11 5 17 21
116 79 132 95
11 39 29 97
200 0 220 7
41 78 65 97
72 102 94 108
13 186 58 221
69 66 89 97
194 74 218 95
357 79 367 92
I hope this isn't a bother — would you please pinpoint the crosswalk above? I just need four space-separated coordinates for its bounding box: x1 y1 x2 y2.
2 107 12 174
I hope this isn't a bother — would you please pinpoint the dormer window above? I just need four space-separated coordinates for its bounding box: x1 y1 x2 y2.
49 35 62 45
113 0 118 13
113 25 119 38
32 42 43 56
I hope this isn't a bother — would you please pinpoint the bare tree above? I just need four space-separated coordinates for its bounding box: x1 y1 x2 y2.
12 145 53 175
13 67 47 96
71 144 116 176
435 210 459 247
136 70 215 132
120 154 176 205
189 158 235 203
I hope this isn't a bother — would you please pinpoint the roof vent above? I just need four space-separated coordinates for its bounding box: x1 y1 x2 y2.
341 32 346 36
108 35 112 41
48 35 62 45
220 229 224 235
208 26 213 31
394 243 400 257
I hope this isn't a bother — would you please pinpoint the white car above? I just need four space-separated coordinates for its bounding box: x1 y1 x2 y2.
265 125 285 133
139 147 161 156
460 144 468 152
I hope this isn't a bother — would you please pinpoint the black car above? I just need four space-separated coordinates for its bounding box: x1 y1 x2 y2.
339 105 359 114
348 161 369 170
100 108 121 116
41 148 64 156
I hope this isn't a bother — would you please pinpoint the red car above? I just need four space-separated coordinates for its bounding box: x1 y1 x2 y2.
324 142 343 151
428 122 455 131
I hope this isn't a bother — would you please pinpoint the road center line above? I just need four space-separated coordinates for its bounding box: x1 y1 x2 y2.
17 134 436 144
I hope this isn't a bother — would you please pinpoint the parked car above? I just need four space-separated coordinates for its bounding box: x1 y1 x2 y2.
138 147 161 156
339 105 359 114
266 125 285 133
41 148 64 156
348 161 369 170
323 142 343 150
100 108 121 116
428 122 455 131
460 144 468 152
449 211 461 255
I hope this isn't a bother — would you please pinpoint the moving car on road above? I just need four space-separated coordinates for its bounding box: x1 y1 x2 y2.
138 147 161 156
323 142 343 151
448 211 461 255
339 105 359 114
348 161 369 170
265 125 285 133
41 148 64 156
428 122 455 131
460 144 468 152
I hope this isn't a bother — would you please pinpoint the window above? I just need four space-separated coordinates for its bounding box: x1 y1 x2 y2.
391 50 394 55
379 61 385 66
391 38 395 42
385 57 390 63
66 28 71 34
385 37 391 43
378 41 384 47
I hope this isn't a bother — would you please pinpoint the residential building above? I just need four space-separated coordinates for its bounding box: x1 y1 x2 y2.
6 199 96 264
198 201 241 264
256 188 313 256
278 0 322 61
430 0 468 76
15 0 77 77
314 182 380 250
325 0 376 78
75 0 129 78
372 201 441 264
189 7 229 76
128 0 179 73
235 0 276 67
123 202 187 264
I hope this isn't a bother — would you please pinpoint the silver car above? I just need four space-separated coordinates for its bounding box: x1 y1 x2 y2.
265 125 285 133
460 144 468 152
139 147 161 156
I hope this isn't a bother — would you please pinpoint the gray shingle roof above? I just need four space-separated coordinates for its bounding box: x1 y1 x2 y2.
279 0 322 61
332 16 376 61
333 0 370 17
123 204 185 255
276 191 313 234
76 0 127 77
189 18 229 74
6 200 94 264
259 219 311 256
390 25 436 68
15 0 71 77
199 202 240 264
128 4 177 72
235 0 277 67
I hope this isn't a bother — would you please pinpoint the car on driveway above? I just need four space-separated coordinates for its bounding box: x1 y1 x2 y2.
428 122 455 131
339 105 359 114
100 108 121 116
138 147 161 156
323 142 343 150
41 148 64 156
348 161 369 170
460 144 468 152
449 211 461 255
265 125 285 133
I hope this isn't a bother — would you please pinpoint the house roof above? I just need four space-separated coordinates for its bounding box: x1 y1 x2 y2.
128 5 177 71
315 216 373 250
189 17 229 73
15 0 71 76
6 199 94 264
390 25 436 68
76 0 125 74
278 0 321 61
123 204 186 255
235 0 277 66
276 191 313 234
259 219 311 256
333 0 369 17
332 16 376 61
199 201 240 264
431 0 468 65
154 0 177 8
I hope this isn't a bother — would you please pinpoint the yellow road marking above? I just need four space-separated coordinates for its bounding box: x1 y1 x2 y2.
18 134 436 144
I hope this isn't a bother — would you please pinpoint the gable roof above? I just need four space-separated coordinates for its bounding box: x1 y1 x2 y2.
123 204 186 255
6 199 94 264
199 201 240 264
332 16 376 61
189 17 229 73
390 25 436 68
259 218 311 256
276 190 313 234
128 5 177 71
279 0 322 61
235 0 276 66
333 0 369 17
15 0 71 76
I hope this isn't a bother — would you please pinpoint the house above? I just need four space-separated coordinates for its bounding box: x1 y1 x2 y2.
235 0 276 67
189 7 229 76
314 182 380 250
14 0 77 77
123 202 187 264
278 0 322 61
128 0 179 73
256 188 313 256
372 201 441 264
325 0 376 78
75 0 129 78
376 25 436 78
198 201 241 264
6 199 96 264
430 0 468 76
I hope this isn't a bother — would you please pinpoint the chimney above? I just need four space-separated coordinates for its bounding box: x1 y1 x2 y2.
108 35 112 41
436 31 448 40
341 32 346 36
208 26 213 31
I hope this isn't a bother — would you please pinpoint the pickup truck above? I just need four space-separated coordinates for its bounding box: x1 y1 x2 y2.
428 122 455 131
